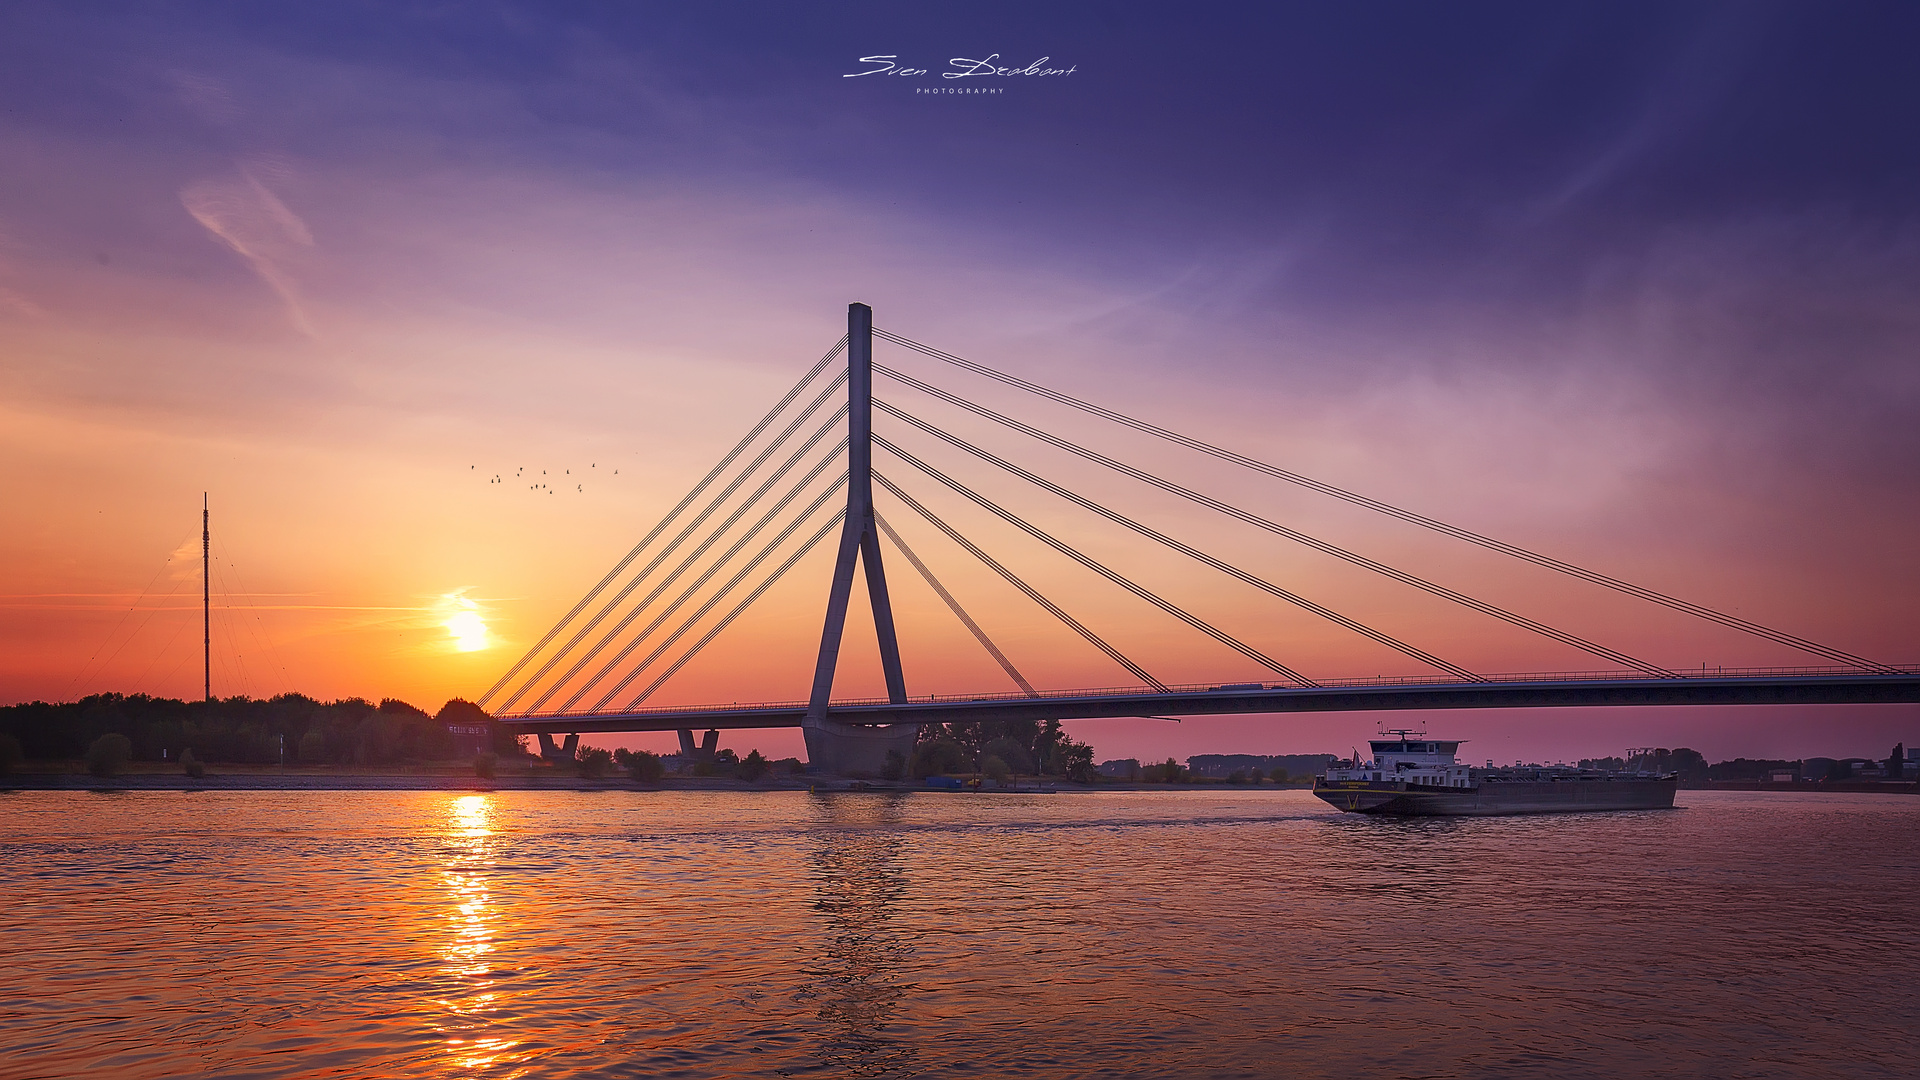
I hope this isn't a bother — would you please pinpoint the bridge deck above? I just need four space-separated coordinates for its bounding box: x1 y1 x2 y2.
495 668 1920 733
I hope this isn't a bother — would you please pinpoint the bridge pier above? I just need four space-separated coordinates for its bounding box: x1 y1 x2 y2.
537 733 579 762
676 728 722 764
803 718 919 777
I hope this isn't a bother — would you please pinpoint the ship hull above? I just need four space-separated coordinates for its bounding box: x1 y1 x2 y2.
1313 777 1678 816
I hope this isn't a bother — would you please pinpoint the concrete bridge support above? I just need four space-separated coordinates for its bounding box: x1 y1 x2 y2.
802 717 920 777
537 733 579 762
802 302 917 775
676 728 721 763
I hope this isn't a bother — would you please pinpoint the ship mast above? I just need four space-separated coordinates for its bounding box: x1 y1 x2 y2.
202 492 210 703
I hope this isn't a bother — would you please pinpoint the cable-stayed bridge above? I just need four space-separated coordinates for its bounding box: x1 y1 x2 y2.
484 304 1918 772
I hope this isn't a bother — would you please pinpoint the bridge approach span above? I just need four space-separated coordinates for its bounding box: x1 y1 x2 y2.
495 670 1920 735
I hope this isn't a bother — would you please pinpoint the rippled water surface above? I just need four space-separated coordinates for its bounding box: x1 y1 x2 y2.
2 789 1915 1078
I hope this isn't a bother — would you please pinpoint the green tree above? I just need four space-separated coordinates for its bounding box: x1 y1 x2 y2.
982 755 1012 785
473 753 497 779
982 736 1034 774
910 738 968 778
577 746 614 778
1047 737 1096 782
618 749 664 783
880 749 905 781
737 749 770 782
85 732 133 777
179 747 205 778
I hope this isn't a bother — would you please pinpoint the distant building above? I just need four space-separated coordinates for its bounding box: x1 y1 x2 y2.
445 723 490 756
1186 753 1334 780
1769 770 1795 783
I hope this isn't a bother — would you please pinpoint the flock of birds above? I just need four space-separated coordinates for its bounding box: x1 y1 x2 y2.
473 462 619 494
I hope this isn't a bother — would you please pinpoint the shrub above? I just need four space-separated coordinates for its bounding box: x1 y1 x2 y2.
774 757 806 776
180 748 205 778
1250 767 1265 783
880 749 905 781
624 750 664 783
982 755 1012 785
1270 767 1288 784
473 753 497 779
0 732 21 776
85 733 133 777
577 746 614 778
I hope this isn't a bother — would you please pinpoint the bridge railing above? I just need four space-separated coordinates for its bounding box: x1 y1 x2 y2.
496 662 1911 721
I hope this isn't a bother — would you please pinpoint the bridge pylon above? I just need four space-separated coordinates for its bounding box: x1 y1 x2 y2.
801 303 918 774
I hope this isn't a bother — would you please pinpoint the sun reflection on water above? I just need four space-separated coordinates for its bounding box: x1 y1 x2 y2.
435 794 526 1075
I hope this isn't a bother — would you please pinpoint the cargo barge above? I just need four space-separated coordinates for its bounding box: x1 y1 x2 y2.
1313 731 1677 816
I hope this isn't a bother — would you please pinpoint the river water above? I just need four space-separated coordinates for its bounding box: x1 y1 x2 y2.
1 789 1913 1079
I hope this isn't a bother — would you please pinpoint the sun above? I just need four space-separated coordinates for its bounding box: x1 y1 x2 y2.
440 591 490 652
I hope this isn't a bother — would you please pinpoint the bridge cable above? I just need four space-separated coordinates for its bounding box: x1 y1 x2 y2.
591 493 851 712
875 428 1461 684
479 336 847 708
876 437 1322 686
872 470 1167 692
521 419 852 715
874 328 1894 673
549 454 848 712
624 510 849 709
492 376 849 714
550 457 849 713
873 377 1666 677
873 510 1040 697
878 447 1303 685
518 482 846 716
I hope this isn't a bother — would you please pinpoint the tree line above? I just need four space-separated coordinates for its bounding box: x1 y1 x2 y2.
899 717 1097 783
0 693 524 768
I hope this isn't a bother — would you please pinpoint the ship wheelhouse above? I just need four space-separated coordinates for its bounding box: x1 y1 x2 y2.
1322 732 1475 789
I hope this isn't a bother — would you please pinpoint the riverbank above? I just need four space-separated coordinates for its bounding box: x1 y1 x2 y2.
0 762 1324 793
1680 778 1918 793
8 766 1908 795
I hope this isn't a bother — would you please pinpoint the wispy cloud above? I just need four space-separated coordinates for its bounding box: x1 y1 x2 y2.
181 160 316 336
